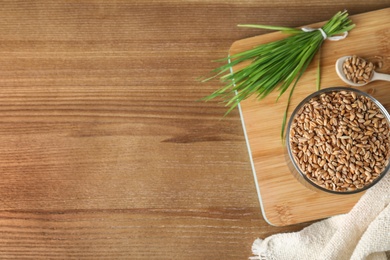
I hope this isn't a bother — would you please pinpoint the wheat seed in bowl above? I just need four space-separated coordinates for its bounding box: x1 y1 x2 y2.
288 88 390 193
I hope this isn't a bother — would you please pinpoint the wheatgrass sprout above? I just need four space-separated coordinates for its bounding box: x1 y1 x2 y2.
202 11 355 139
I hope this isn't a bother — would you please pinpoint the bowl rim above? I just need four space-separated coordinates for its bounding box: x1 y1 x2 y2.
286 86 390 194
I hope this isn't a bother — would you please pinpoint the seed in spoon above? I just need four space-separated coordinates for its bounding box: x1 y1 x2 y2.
342 55 374 84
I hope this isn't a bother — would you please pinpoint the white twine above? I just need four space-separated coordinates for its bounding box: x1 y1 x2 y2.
301 27 348 41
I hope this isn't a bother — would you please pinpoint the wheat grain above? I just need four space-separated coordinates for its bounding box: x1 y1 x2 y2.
289 89 390 192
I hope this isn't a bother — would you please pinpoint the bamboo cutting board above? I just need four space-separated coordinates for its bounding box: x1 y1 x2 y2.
233 8 390 226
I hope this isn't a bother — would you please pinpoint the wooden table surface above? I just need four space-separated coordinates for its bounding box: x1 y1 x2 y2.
0 1 389 259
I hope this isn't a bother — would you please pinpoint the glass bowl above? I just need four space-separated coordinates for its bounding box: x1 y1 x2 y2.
286 87 390 194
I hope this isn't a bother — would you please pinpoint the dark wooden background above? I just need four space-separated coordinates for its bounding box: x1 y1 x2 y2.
0 1 388 259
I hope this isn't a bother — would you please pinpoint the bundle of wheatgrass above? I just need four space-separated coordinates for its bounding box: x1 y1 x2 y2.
202 11 355 139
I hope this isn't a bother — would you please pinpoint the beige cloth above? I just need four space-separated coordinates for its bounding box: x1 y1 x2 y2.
251 174 390 260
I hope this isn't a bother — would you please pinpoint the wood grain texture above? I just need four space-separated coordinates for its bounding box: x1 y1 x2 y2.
233 8 390 226
0 1 389 259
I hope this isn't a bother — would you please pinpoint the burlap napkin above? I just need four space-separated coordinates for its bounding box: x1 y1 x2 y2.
251 173 390 260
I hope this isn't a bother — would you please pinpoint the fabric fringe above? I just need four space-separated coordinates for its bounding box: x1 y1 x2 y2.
250 238 268 260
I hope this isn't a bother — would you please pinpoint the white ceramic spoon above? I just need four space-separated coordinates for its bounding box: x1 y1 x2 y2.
335 56 390 87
